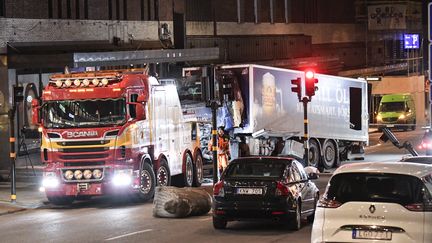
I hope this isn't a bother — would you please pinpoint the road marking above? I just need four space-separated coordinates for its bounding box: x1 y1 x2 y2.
105 229 153 241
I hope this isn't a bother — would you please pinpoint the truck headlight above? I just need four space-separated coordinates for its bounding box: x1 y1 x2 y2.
112 169 132 186
42 172 59 188
93 169 103 179
83 170 93 180
74 170 83 180
64 170 74 180
399 114 406 120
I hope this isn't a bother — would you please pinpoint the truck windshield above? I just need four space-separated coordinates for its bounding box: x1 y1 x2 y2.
42 99 126 128
379 102 405 112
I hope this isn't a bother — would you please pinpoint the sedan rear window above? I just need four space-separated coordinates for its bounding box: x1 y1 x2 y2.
325 173 426 204
225 160 287 178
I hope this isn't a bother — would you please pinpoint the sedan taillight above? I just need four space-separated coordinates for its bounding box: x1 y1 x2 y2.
275 181 289 196
213 180 225 197
317 198 342 208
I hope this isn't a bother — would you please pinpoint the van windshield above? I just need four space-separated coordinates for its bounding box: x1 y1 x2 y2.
379 102 405 112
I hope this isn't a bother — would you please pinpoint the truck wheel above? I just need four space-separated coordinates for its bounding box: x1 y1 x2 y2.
156 158 171 187
308 139 320 168
322 140 336 169
136 162 156 202
193 152 203 187
183 153 194 187
47 196 74 206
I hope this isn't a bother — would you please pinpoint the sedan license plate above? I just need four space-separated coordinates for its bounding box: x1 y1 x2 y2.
353 229 392 240
236 188 262 195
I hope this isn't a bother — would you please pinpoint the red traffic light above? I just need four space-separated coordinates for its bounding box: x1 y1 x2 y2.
305 71 318 97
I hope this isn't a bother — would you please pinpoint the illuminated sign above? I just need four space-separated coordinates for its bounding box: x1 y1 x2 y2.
404 34 419 49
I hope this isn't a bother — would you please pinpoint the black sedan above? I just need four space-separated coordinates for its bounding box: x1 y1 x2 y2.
212 157 319 230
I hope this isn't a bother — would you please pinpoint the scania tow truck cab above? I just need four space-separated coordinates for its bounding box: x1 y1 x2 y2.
377 93 416 131
33 69 204 205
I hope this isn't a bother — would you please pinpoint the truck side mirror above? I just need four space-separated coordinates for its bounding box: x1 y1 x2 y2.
31 99 41 126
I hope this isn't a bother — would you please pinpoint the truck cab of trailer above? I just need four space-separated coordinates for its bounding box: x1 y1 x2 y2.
33 70 203 205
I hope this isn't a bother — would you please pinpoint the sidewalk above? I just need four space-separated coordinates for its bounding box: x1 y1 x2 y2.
0 181 47 215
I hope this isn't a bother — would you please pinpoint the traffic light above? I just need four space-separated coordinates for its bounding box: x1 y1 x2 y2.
305 70 318 97
291 77 301 100
13 85 24 103
219 72 234 101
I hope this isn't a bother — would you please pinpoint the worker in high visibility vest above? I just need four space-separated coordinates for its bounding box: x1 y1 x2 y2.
208 126 230 174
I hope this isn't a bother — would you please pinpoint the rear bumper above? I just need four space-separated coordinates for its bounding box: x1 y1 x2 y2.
213 198 294 221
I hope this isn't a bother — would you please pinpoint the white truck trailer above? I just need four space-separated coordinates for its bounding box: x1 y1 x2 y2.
217 64 368 169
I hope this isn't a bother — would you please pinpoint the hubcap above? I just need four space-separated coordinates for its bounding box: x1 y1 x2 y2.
196 157 203 183
157 166 168 186
325 144 335 162
140 170 152 194
186 156 193 186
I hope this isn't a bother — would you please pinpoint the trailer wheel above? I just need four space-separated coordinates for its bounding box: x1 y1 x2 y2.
193 152 203 187
136 162 156 201
183 153 194 187
156 158 171 187
47 196 74 206
308 139 320 168
322 140 337 169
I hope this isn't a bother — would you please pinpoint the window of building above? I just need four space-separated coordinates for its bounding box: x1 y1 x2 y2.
67 0 71 19
123 0 127 20
116 0 120 20
108 0 113 19
0 0 5 17
84 0 88 19
75 0 80 19
58 0 63 18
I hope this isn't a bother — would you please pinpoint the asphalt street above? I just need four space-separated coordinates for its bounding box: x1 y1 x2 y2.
0 128 425 243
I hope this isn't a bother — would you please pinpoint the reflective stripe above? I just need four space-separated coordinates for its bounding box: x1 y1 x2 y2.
212 146 218 151
9 137 15 142
212 130 217 135
11 195 16 200
10 153 16 158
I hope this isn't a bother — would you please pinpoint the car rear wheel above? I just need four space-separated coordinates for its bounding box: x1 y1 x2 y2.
307 193 319 223
289 201 302 230
213 217 227 229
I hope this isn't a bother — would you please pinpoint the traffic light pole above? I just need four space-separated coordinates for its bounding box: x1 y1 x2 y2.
211 100 219 184
8 105 16 203
302 97 310 166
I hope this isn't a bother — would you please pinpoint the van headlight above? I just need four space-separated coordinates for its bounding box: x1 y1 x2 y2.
112 169 133 186
376 114 382 122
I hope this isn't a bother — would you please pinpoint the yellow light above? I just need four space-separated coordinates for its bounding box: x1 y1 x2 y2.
55 80 63 87
101 78 109 86
92 78 99 86
64 79 72 87
73 79 81 86
113 88 121 91
83 79 90 86
376 114 382 121
42 91 52 95
38 127 43 132
399 114 406 120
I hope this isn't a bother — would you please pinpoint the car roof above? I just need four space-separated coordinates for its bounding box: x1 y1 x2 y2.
334 162 432 179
